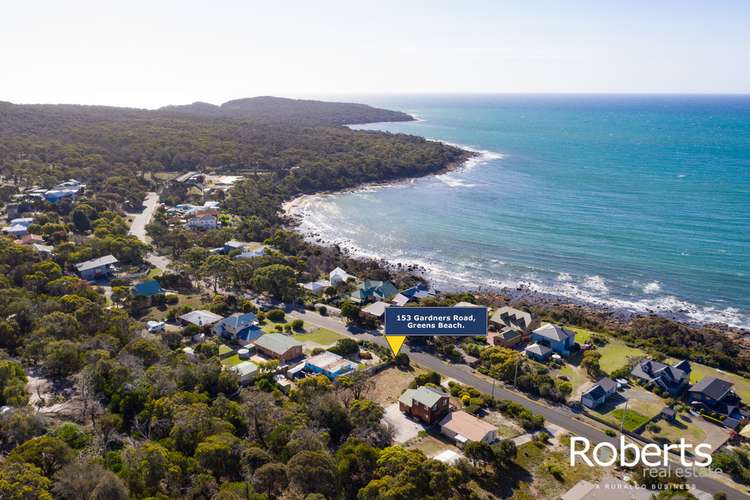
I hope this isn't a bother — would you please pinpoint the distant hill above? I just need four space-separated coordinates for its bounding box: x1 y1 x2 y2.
157 96 414 125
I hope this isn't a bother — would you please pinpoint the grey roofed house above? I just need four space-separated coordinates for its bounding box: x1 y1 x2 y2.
391 293 410 307
179 310 224 327
689 377 734 402
74 254 119 273
533 323 575 342
524 342 552 360
630 359 691 395
581 377 618 408
490 306 533 331
399 385 448 409
362 301 388 318
253 333 303 356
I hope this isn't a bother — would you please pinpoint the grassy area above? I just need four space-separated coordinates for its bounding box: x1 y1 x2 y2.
642 411 706 445
218 344 234 357
221 354 242 367
292 328 344 346
609 408 650 432
570 326 646 374
556 364 589 395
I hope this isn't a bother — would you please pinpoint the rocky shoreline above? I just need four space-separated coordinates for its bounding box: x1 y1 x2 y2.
281 142 748 338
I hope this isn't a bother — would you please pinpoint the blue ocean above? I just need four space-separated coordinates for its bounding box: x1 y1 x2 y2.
292 95 750 328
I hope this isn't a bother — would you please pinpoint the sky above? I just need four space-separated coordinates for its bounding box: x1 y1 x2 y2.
1 0 749 108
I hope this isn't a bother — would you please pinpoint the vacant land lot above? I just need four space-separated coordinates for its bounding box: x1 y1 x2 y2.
293 328 344 346
570 326 646 374
592 386 663 432
221 354 242 367
369 366 425 405
643 410 707 445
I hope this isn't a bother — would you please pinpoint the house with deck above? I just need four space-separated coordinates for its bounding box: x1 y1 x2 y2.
630 359 691 395
399 385 450 424
186 209 219 230
530 323 576 356
74 255 118 281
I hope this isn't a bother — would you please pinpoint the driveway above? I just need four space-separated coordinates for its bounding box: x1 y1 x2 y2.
383 403 426 443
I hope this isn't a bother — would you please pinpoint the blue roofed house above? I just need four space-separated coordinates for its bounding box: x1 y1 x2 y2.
351 280 399 304
131 279 165 298
212 312 261 344
531 323 576 356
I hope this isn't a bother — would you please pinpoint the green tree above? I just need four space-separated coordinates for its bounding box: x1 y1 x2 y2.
43 340 82 378
0 461 52 500
581 350 602 377
252 462 288 499
250 264 298 301
287 451 339 498
0 359 29 406
195 432 244 479
7 436 74 477
200 254 234 293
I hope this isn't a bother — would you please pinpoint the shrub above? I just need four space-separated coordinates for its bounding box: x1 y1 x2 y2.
317 305 328 316
605 429 617 437
290 319 304 331
165 294 179 305
267 309 285 322
394 353 410 368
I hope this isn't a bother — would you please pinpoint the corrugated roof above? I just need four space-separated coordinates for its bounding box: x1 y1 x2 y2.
75 255 118 272
399 386 447 408
253 334 303 355
533 323 575 342
439 411 497 442
179 310 224 326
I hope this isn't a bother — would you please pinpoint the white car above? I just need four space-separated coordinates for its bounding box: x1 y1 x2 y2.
146 320 165 333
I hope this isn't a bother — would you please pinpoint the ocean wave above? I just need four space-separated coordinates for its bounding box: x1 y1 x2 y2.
288 208 749 329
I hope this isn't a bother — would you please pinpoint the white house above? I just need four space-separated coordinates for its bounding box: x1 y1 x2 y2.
186 209 219 230
329 267 354 285
301 280 331 295
231 361 259 385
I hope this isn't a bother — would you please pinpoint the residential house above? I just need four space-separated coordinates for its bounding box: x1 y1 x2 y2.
231 361 259 385
225 241 267 259
531 323 576 356
329 267 354 285
688 376 746 425
398 385 450 424
74 255 118 281
179 310 224 329
2 224 29 239
212 312 261 344
186 209 219 230
524 342 552 362
489 306 535 347
301 280 331 295
253 334 304 362
361 301 389 320
453 301 481 308
487 328 523 348
10 218 34 228
581 377 618 409
131 279 165 298
397 284 435 302
439 410 498 445
350 280 398 304
44 188 79 203
32 243 54 256
19 234 44 245
304 351 356 379
630 359 691 395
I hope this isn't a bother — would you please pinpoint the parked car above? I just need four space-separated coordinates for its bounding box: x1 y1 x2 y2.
147 320 165 333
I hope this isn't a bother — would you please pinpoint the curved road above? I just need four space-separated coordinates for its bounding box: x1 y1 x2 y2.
288 308 749 499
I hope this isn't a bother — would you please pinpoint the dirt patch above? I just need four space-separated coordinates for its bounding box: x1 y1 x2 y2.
370 366 425 406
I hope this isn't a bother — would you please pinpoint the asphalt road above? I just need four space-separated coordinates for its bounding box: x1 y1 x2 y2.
289 308 749 499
